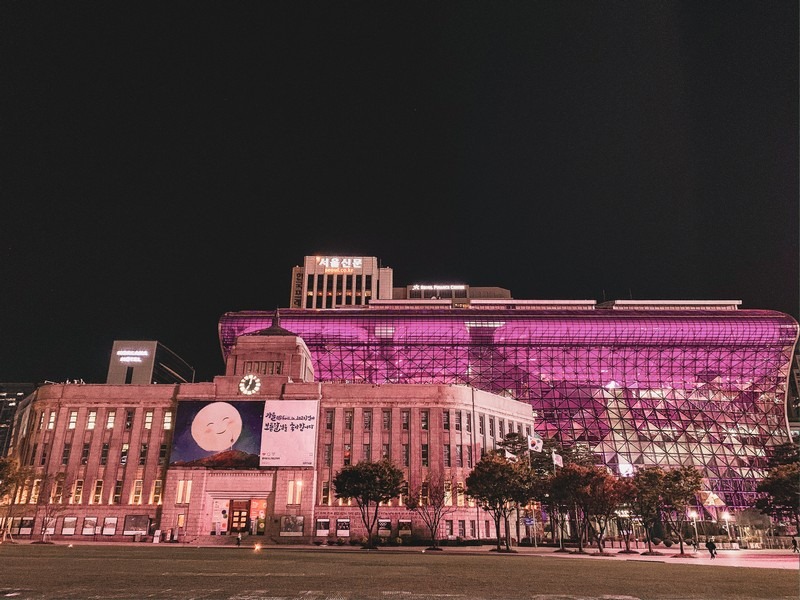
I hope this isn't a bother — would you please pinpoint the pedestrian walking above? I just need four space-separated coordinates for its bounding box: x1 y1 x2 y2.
705 537 717 559
791 536 798 553
236 532 242 547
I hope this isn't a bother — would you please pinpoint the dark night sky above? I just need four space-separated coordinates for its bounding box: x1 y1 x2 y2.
3 2 798 385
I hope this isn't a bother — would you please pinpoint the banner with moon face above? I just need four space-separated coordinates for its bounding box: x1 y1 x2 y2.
260 399 319 467
169 401 265 467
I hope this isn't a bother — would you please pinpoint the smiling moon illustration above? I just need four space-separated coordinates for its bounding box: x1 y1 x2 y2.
191 402 243 452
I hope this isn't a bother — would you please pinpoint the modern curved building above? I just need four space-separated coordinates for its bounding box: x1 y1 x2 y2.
220 298 799 511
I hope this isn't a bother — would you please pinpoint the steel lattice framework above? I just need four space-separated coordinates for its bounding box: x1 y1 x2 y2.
219 308 798 510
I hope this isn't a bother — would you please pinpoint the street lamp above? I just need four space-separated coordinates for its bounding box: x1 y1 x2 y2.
722 511 731 538
689 510 699 548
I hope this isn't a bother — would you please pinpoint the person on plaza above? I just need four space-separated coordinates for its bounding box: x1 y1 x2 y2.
791 536 798 553
705 537 717 559
236 532 242 547
691 538 699 553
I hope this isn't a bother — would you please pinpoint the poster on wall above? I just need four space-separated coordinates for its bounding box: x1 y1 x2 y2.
378 519 391 537
260 400 319 467
44 517 56 535
212 499 230 535
62 517 77 535
169 400 265 468
315 518 330 536
279 515 304 536
20 517 33 535
82 517 97 536
249 498 267 535
398 519 412 537
123 514 149 536
102 517 118 535
336 518 350 537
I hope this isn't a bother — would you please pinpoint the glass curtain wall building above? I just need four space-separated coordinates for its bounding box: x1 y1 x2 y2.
219 301 798 511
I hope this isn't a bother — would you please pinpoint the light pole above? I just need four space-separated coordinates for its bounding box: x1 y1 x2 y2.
689 510 699 550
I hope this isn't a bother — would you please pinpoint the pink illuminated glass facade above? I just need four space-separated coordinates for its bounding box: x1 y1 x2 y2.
219 307 798 510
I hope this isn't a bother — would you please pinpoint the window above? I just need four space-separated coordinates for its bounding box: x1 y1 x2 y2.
443 444 451 467
29 443 37 466
68 411 78 430
92 480 103 504
30 479 41 504
344 410 353 430
466 446 473 468
325 410 334 430
457 482 465 506
458 520 466 537
466 413 472 433
139 443 148 466
489 418 495 437
498 420 504 437
525 425 531 437
61 444 71 465
106 410 116 429
151 480 163 505
445 520 454 536
100 443 109 465
144 410 153 430
343 444 351 466
324 444 332 466
420 410 429 430
38 412 44 430
363 443 371 462
176 479 192 504
479 415 484 435
381 443 390 460
81 443 90 465
443 411 450 430
131 480 143 504
125 409 134 430
112 480 123 504
421 443 429 467
363 409 372 431
163 410 173 430
48 411 56 430
401 410 409 430
420 482 430 506
53 480 64 503
287 480 302 505
158 444 168 466
402 444 409 467
321 481 330 505
455 412 462 431
72 479 84 504
40 443 48 466
470 520 476 537
87 410 97 430
444 480 453 506
383 409 391 430
456 445 463 467
120 443 129 465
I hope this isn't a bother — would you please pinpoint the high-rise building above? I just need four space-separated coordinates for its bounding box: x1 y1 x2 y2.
106 341 195 385
0 383 35 456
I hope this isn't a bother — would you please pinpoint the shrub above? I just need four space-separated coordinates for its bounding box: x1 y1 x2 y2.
662 539 673 548
651 537 662 546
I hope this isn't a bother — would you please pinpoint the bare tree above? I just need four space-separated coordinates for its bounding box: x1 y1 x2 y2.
32 472 69 543
405 471 458 550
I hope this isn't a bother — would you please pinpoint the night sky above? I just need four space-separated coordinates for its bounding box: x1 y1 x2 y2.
3 2 798 385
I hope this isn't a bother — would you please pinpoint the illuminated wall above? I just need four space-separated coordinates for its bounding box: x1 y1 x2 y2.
220 306 799 510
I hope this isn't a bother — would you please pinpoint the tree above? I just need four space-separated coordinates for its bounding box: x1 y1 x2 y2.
332 459 404 549
631 466 665 555
612 477 638 553
767 441 799 468
659 466 703 556
549 463 613 554
32 472 69 543
583 467 628 554
465 451 524 552
405 471 457 550
0 459 34 543
754 462 800 532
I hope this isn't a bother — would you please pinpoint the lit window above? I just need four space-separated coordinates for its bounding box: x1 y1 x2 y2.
92 480 103 504
287 480 303 505
144 410 153 430
72 479 84 504
151 480 163 505
163 410 173 430
421 411 429 430
131 480 143 504
176 479 191 504
321 481 330 505
48 411 56 430
87 410 97 430
106 410 116 429
68 411 78 430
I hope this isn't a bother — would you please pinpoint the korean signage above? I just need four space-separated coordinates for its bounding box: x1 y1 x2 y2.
317 256 363 274
260 400 319 467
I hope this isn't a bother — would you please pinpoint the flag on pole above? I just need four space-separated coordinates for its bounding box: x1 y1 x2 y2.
527 433 544 453
552 452 563 467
